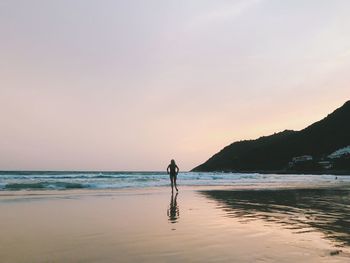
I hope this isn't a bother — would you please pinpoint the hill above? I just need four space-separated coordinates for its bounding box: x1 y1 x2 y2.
192 101 350 172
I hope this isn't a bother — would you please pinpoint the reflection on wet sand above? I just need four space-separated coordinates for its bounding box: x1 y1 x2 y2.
167 192 179 224
201 187 350 246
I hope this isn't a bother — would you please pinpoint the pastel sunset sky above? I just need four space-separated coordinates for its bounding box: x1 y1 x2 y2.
1 0 349 171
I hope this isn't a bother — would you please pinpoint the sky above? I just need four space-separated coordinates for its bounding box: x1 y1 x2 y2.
0 0 349 171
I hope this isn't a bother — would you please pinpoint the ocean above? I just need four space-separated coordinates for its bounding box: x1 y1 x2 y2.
0 171 349 191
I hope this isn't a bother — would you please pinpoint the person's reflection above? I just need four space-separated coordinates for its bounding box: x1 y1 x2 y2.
167 192 179 224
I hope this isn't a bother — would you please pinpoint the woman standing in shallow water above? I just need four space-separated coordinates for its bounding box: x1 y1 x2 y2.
167 159 179 192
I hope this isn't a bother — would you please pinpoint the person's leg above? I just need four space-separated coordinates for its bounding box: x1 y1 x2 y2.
174 176 178 191
170 176 174 192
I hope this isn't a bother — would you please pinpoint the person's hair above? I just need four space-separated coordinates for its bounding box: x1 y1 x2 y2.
171 159 175 165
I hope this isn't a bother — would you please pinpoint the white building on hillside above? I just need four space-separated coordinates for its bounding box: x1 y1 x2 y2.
292 155 313 163
328 146 350 159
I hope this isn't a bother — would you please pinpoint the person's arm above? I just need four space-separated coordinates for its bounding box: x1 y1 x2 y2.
175 165 179 174
167 165 170 174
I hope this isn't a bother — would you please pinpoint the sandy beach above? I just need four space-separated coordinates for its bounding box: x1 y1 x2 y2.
1 184 350 263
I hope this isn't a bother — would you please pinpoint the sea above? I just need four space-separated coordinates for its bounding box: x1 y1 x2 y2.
0 171 349 191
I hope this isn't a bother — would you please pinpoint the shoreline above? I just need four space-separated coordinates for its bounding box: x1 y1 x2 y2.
0 180 349 197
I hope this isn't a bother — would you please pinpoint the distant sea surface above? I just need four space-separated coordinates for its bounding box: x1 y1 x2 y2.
1 171 350 191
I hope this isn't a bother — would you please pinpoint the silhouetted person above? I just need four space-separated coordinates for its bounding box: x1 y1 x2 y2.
167 192 179 224
167 159 179 192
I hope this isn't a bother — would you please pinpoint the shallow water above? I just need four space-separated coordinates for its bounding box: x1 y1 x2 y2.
0 187 349 262
201 187 350 247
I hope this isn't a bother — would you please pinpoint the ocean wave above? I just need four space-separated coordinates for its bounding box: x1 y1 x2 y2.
0 173 167 180
4 182 86 190
0 172 349 191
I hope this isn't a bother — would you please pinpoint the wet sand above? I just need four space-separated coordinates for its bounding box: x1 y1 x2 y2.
0 185 350 262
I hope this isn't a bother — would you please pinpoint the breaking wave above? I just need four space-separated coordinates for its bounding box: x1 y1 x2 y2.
0 171 348 191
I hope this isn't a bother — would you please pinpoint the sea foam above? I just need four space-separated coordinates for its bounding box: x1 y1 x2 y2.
0 171 349 191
